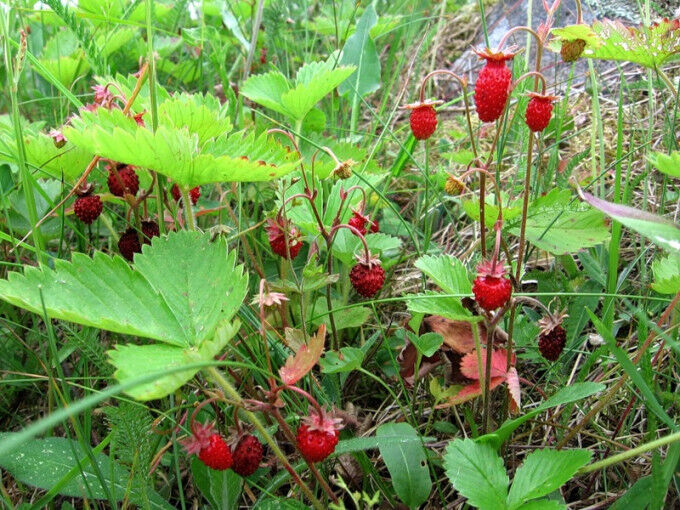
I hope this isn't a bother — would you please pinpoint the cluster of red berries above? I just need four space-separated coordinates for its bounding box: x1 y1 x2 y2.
118 221 159 261
184 422 264 476
170 183 201 205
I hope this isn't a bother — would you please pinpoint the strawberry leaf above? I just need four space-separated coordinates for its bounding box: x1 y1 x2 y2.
650 151 680 178
279 324 326 385
652 254 680 294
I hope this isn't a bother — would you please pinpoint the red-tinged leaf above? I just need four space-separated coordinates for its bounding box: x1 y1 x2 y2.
279 324 326 385
459 349 511 380
507 367 521 411
439 377 507 406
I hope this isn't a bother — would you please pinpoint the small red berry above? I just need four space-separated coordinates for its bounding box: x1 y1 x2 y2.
472 260 512 311
74 194 103 224
349 256 385 298
348 210 368 235
369 218 379 233
107 164 139 197
182 422 233 471
296 411 343 463
408 104 438 140
473 48 516 123
141 220 160 242
171 183 201 205
537 310 568 361
525 93 556 133
198 434 233 470
232 434 263 477
267 218 303 259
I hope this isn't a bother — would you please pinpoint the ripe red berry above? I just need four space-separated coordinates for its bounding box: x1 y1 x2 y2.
348 210 368 235
171 183 201 205
199 434 233 470
472 260 512 311
182 422 233 471
118 228 141 261
74 194 103 224
473 48 516 123
369 218 379 233
141 220 160 242
267 218 303 259
297 425 338 463
107 164 139 197
409 104 438 140
560 38 586 63
525 93 556 132
232 434 263 477
349 257 385 297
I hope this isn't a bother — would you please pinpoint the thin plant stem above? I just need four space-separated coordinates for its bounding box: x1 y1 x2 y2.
181 188 197 231
481 324 495 434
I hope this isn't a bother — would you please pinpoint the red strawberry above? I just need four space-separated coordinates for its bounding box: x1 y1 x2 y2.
107 164 139 197
525 92 557 132
267 218 303 259
408 103 438 140
74 194 103 224
118 228 141 261
141 220 160 242
473 48 516 123
232 434 263 477
171 183 201 205
349 255 385 297
538 310 568 361
183 422 233 471
296 411 343 463
560 38 586 63
348 210 379 236
472 260 512 311
369 218 379 233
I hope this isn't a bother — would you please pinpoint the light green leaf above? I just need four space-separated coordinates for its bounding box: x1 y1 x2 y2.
650 151 680 178
158 93 232 146
516 501 566 510
652 254 680 294
444 438 509 510
581 190 680 253
415 254 471 294
331 230 402 266
338 5 381 98
63 108 298 187
239 71 291 116
108 320 239 400
405 292 476 321
377 423 432 508
0 435 171 509
410 332 444 357
310 297 370 330
507 449 591 508
319 347 365 373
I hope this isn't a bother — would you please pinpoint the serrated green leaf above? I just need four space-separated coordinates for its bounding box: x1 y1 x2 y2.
415 254 471 295
0 435 171 509
507 449 591 508
652 254 680 294
240 71 291 116
444 438 509 510
331 230 402 266
405 292 476 321
63 108 298 187
108 320 239 400
377 423 432 508
158 93 232 146
411 332 444 357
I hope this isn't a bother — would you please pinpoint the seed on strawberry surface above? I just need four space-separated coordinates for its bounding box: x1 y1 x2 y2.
232 434 264 477
472 259 512 311
408 103 438 140
473 47 517 123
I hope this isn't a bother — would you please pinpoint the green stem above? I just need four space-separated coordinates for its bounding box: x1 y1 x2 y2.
181 188 197 230
205 367 324 510
578 429 680 474
656 67 679 101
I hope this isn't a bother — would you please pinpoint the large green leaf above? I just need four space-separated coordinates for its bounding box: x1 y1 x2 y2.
0 435 171 509
376 423 432 508
650 151 680 178
158 93 233 146
550 19 680 68
414 254 472 295
108 320 239 400
507 449 591 509
63 108 298 187
337 5 381 98
0 231 247 347
405 292 476 321
652 254 680 294
241 56 356 121
444 438 509 510
581 191 680 253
